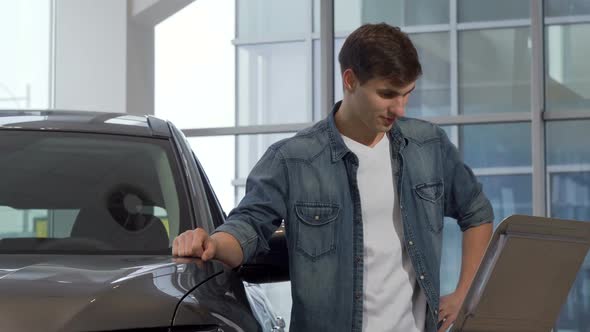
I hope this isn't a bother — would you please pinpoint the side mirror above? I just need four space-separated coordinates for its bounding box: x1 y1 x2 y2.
238 227 289 283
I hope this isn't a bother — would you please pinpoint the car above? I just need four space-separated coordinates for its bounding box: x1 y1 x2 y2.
0 110 289 332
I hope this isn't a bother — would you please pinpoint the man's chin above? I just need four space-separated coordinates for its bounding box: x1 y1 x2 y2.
378 123 394 132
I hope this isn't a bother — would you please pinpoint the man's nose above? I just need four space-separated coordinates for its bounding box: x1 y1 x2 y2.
388 97 406 116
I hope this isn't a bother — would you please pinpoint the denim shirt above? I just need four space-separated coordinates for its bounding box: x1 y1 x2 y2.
216 102 494 332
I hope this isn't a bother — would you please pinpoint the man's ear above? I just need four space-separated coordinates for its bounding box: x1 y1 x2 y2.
342 69 357 93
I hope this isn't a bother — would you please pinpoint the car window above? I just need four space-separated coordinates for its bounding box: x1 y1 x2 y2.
193 152 226 228
0 130 190 254
0 206 175 239
168 124 219 233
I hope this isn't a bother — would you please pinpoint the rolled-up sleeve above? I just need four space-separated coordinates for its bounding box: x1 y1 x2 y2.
214 145 288 263
440 129 494 232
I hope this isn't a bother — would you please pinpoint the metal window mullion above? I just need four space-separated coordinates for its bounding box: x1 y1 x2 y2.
457 19 531 31
548 164 590 173
233 36 307 46
181 113 535 137
306 0 314 122
25 85 30 108
424 112 531 125
233 0 239 208
400 24 451 34
472 166 533 176
332 24 455 39
546 170 552 218
232 178 247 186
450 0 459 147
544 110 590 121
183 123 313 137
320 0 334 117
545 15 590 25
49 0 57 109
0 97 28 102
531 0 546 217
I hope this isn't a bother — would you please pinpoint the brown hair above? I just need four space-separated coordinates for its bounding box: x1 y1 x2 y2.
338 23 422 87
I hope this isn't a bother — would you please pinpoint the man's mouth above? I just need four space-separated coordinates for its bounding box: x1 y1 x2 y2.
381 116 395 125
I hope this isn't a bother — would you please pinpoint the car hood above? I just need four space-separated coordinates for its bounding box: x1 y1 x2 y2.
0 254 223 332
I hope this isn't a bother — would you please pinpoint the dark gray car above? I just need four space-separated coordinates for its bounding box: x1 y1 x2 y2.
0 111 288 332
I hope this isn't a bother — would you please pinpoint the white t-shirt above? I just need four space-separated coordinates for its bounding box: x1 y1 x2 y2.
342 134 427 332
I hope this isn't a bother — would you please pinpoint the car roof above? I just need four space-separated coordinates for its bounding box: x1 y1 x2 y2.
0 110 171 138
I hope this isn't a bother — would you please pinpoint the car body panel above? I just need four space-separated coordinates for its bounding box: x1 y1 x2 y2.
0 110 170 138
0 110 282 332
174 266 261 332
0 255 227 332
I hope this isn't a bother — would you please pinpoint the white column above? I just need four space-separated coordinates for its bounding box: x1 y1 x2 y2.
54 0 127 113
54 0 192 114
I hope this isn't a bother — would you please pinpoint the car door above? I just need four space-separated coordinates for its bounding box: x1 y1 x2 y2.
169 123 290 331
168 123 267 329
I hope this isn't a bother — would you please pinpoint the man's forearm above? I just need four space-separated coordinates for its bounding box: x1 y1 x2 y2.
456 222 493 295
210 232 244 268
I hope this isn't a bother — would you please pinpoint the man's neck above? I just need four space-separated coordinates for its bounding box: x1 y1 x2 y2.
335 102 385 148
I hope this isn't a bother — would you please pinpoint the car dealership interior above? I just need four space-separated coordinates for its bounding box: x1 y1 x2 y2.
1 1 590 331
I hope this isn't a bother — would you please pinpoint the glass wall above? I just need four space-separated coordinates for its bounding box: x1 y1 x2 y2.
544 1 590 329
157 1 590 331
458 0 529 22
545 23 590 112
237 0 307 40
406 32 451 117
440 123 533 295
459 27 531 114
237 43 309 125
547 121 590 331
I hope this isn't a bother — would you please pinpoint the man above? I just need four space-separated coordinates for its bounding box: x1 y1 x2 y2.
173 23 494 332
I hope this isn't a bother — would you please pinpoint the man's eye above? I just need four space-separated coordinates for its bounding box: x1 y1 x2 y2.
379 92 396 98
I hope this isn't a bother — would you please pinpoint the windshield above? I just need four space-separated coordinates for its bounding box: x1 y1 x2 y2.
0 130 190 254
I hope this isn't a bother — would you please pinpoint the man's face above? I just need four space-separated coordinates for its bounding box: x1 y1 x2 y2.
347 75 416 133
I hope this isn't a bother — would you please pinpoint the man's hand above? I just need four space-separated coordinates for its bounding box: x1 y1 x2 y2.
172 229 244 268
438 291 466 332
438 223 492 330
172 228 217 261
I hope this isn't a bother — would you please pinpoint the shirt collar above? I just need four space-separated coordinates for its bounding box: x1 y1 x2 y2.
326 101 407 162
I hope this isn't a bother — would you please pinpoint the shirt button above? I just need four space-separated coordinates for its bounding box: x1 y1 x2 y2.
408 241 414 246
355 294 362 300
420 274 425 280
314 215 319 220
355 256 362 264
435 309 438 314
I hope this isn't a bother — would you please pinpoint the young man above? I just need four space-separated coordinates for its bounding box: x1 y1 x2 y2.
173 23 494 332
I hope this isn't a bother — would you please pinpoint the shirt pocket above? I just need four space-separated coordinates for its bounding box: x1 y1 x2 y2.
414 180 444 233
294 202 339 260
